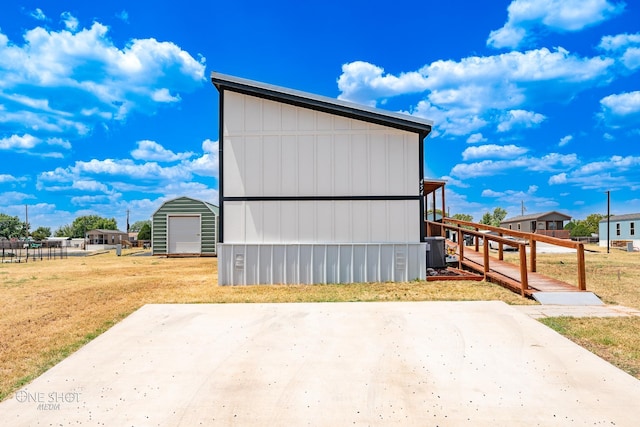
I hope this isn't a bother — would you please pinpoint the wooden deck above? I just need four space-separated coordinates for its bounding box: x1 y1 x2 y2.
460 247 581 297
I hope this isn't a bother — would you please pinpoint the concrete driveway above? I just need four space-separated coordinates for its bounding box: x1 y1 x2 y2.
2 302 639 426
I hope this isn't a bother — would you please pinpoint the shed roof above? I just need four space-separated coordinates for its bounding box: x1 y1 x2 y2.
211 72 433 138
599 213 640 222
152 196 219 217
502 211 571 223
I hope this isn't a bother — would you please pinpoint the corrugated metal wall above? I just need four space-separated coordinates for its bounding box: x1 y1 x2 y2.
152 197 218 255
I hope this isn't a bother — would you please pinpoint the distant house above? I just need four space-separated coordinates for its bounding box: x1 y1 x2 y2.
151 196 219 257
500 211 571 238
86 229 128 250
599 213 640 250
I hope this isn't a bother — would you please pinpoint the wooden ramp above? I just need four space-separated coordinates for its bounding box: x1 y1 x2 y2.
460 247 580 297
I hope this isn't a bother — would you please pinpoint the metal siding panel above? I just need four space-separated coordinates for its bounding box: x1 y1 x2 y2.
333 134 350 196
282 103 297 131
370 200 389 242
298 108 316 131
224 201 245 242
369 134 387 194
281 136 298 195
244 136 262 196
316 201 334 241
261 201 280 242
298 202 315 242
351 202 370 242
279 201 298 242
244 96 262 132
333 202 351 242
262 135 281 196
245 202 262 243
224 92 245 134
316 109 333 130
224 136 244 196
351 134 368 195
262 99 281 132
387 134 406 195
316 135 333 195
297 135 315 195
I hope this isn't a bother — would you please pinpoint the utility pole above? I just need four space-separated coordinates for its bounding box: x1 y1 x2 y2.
126 209 130 233
25 204 29 239
606 191 610 254
521 201 526 216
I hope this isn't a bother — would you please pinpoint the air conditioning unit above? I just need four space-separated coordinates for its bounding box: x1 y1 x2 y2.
425 236 446 269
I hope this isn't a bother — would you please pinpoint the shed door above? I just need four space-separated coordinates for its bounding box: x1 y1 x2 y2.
168 216 201 254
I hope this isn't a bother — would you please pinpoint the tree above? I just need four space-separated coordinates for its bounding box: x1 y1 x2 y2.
31 226 51 241
583 213 605 235
138 223 151 240
480 208 508 227
55 215 119 238
129 220 151 232
0 214 23 240
452 213 473 223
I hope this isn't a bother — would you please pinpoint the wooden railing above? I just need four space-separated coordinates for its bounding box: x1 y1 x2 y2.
426 218 586 292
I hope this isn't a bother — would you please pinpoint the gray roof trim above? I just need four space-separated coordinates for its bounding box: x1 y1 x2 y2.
211 72 433 137
599 213 640 222
502 211 571 223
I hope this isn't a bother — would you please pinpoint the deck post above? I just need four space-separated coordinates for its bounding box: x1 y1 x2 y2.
483 241 489 278
530 239 537 272
498 232 504 261
458 233 464 270
475 227 480 252
519 244 528 297
577 243 586 290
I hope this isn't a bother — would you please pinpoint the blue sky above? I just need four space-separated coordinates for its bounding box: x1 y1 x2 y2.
1 0 639 232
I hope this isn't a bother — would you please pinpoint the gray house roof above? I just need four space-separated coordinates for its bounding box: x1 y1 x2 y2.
599 213 640 222
502 211 571 223
210 72 433 139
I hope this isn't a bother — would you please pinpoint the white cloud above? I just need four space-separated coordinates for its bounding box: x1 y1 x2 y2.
599 32 640 71
116 10 129 23
488 0 625 49
30 8 46 21
0 134 40 150
186 139 219 178
462 144 528 161
451 153 579 178
558 135 573 147
60 12 79 32
600 91 640 116
339 48 613 136
0 174 19 183
130 140 193 162
497 110 546 132
599 91 640 128
548 155 640 190
466 133 487 144
0 18 205 150
337 61 429 106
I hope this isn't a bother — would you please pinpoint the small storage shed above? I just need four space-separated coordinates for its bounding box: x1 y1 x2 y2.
151 196 219 256
211 73 433 285
599 213 640 250
501 211 571 238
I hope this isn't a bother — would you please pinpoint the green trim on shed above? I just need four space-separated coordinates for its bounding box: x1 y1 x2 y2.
152 196 219 256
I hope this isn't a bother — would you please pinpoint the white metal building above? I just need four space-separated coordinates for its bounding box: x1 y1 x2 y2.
211 73 433 285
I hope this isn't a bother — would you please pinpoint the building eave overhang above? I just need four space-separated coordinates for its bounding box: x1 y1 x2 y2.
211 72 432 138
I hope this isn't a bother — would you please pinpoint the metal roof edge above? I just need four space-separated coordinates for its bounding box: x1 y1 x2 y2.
211 72 433 136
